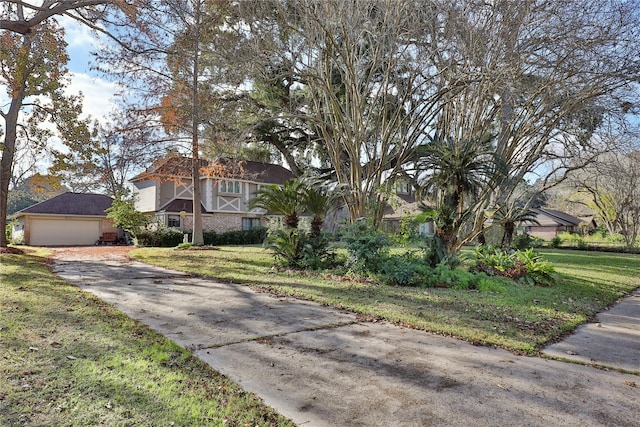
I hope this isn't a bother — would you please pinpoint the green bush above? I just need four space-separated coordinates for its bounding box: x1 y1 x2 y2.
380 252 431 287
420 234 458 268
342 223 390 275
472 246 556 286
298 233 337 270
576 238 588 250
265 228 303 268
136 228 184 247
421 262 482 290
550 235 562 248
512 233 544 249
202 227 267 246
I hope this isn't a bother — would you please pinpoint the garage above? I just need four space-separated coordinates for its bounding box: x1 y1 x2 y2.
11 192 120 246
30 218 101 246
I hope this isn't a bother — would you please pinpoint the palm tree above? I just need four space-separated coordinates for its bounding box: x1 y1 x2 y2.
417 135 500 254
493 204 539 249
249 179 304 229
301 178 342 237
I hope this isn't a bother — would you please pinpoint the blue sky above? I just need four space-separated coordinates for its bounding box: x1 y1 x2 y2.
60 16 119 121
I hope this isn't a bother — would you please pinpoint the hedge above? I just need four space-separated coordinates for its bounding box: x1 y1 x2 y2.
136 227 267 247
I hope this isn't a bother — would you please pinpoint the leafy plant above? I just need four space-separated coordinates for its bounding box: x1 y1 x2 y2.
298 233 337 270
514 248 556 286
342 223 390 275
472 246 556 286
105 195 150 238
249 179 304 229
380 252 430 287
265 228 304 268
420 232 458 268
136 227 184 247
550 235 562 248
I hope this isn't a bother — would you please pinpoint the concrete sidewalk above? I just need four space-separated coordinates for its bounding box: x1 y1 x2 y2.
51 249 640 427
543 288 640 372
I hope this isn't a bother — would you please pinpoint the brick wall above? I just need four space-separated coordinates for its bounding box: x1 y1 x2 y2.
182 213 263 233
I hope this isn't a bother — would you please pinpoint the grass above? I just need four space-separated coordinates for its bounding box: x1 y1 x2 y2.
0 249 294 427
131 246 640 354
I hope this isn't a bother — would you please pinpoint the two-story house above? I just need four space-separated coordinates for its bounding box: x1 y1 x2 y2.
130 155 295 232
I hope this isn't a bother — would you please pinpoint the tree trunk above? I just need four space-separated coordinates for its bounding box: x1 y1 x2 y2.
0 32 30 248
502 221 515 249
0 103 20 247
190 1 204 246
310 216 323 237
284 213 299 229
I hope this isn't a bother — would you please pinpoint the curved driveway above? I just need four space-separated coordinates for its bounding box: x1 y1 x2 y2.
50 247 640 426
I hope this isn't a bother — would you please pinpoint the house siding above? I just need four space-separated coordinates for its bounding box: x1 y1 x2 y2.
159 181 177 208
134 180 158 212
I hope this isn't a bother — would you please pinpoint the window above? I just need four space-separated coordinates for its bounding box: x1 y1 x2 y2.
168 215 181 228
219 180 241 194
242 217 261 231
396 181 412 195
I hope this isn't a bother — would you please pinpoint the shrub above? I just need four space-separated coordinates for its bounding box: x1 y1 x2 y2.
136 228 184 247
421 262 481 290
379 252 430 287
202 227 267 246
472 246 556 286
512 233 544 249
297 233 338 270
265 228 303 268
576 238 588 250
550 235 562 248
421 234 458 268
342 224 390 275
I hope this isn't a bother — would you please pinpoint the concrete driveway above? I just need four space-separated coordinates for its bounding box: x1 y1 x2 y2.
50 247 640 426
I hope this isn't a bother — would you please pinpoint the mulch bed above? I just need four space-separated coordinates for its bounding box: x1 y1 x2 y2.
0 247 26 255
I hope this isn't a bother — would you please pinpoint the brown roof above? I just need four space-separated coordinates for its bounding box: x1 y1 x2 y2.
528 208 582 226
17 192 113 216
130 155 295 185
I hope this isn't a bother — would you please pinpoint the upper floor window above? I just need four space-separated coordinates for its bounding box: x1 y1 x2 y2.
396 181 412 195
219 180 241 194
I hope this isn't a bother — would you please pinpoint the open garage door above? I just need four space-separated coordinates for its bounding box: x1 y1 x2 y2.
30 218 101 246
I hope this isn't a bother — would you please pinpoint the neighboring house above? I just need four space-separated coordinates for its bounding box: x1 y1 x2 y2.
130 156 296 232
381 182 435 235
10 192 119 246
522 208 586 239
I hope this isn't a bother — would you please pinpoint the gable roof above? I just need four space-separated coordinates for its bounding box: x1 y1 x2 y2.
15 192 113 217
528 208 582 227
158 198 208 214
130 155 295 185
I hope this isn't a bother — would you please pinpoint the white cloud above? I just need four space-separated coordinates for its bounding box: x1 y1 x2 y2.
66 72 120 120
59 15 101 49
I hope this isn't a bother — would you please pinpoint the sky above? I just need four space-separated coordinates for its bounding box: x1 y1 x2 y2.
60 16 120 121
4 18 123 174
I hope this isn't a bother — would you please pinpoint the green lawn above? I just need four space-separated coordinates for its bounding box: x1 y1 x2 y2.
131 246 640 354
0 249 293 427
